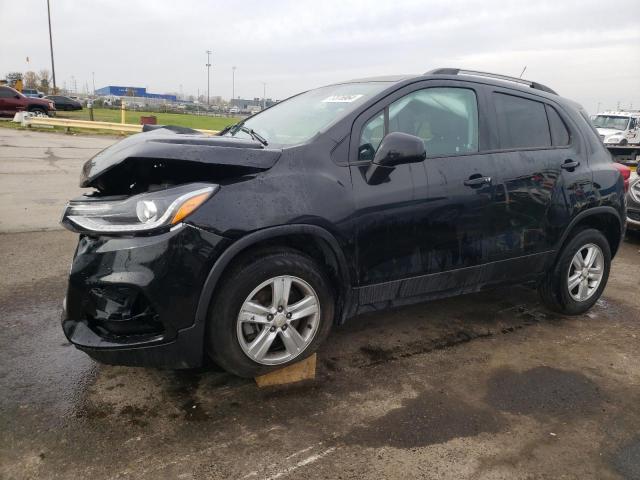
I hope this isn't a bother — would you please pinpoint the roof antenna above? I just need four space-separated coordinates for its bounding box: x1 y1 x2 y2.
519 66 527 78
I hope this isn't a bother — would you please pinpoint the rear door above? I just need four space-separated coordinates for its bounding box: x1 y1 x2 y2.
486 89 586 268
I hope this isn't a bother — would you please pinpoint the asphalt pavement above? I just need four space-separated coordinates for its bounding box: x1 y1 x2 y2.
1 128 640 479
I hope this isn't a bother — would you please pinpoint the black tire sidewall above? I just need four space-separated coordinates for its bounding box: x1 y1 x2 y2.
553 228 611 315
207 250 334 378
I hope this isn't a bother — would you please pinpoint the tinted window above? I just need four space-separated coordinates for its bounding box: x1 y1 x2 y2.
494 93 550 149
359 87 478 159
546 105 570 146
0 88 15 98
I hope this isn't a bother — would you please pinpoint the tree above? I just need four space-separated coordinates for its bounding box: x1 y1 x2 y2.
37 70 51 94
23 71 38 89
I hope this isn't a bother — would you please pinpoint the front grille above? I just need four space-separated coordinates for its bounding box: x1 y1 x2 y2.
86 285 163 337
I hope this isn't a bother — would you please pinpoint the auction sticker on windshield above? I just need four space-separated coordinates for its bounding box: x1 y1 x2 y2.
322 94 364 103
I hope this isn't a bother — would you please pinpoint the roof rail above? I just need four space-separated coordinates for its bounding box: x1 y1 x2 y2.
427 68 558 95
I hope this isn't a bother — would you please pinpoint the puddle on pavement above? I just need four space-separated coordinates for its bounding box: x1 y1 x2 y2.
344 388 505 448
485 366 605 418
610 436 640 479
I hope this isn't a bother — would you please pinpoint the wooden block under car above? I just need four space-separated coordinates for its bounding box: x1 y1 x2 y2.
255 354 317 387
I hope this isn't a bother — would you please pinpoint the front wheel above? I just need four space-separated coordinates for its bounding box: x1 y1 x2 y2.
538 228 611 315
28 107 48 117
206 249 334 378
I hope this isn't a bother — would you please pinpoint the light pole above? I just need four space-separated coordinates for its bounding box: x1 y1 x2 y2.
206 50 212 105
232 66 236 102
92 72 95 96
47 0 57 93
262 82 266 110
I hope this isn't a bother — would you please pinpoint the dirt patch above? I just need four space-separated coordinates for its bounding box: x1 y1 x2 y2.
485 367 604 418
344 388 505 448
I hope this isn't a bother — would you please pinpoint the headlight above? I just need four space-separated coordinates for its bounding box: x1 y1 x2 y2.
631 177 640 203
61 183 218 234
605 136 623 145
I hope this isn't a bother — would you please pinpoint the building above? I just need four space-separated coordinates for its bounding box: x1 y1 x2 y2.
95 86 177 102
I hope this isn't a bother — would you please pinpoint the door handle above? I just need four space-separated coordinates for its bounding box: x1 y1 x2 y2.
464 175 492 187
561 159 580 170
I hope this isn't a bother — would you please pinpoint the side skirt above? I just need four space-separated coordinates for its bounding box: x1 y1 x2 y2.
351 251 554 316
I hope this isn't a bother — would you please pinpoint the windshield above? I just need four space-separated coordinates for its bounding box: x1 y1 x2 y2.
225 82 392 146
592 115 630 131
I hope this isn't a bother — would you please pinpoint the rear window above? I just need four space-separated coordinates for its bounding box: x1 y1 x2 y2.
494 93 551 149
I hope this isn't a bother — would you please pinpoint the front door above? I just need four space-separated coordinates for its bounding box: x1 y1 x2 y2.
350 82 506 302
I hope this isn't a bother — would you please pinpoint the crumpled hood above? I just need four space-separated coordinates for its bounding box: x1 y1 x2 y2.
80 127 282 192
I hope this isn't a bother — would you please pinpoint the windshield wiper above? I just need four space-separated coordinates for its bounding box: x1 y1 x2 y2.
219 121 269 146
237 126 268 146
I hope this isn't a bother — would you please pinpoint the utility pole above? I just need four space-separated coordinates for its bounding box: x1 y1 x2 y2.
47 0 57 93
232 66 236 102
206 50 212 105
92 72 95 96
262 82 266 110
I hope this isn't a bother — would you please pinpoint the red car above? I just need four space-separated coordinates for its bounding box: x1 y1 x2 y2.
0 86 56 117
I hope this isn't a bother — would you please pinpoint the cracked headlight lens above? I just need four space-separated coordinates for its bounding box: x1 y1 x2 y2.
61 183 218 234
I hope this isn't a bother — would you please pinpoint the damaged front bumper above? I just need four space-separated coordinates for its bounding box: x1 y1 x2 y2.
62 224 230 368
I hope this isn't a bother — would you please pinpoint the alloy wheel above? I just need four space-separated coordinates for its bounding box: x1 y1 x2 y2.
567 243 604 302
236 275 320 365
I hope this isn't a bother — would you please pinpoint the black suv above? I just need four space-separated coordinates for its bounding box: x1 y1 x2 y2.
61 69 625 377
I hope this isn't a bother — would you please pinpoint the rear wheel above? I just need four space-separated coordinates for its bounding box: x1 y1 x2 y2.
538 228 611 315
206 249 334 377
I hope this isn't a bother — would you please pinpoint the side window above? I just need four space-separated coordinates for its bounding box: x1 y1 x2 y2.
546 105 570 146
494 93 551 149
359 111 384 161
358 87 479 160
0 88 14 98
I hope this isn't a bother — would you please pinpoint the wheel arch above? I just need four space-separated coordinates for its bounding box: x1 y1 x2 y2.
195 224 353 332
553 206 623 263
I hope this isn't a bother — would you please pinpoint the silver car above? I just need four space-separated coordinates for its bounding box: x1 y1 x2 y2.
628 172 640 230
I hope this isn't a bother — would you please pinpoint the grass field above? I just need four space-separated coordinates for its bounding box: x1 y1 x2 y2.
56 108 241 131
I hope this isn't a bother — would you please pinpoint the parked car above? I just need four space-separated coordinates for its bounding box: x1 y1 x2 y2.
22 88 44 98
0 86 55 116
626 172 640 230
45 95 83 111
60 68 626 377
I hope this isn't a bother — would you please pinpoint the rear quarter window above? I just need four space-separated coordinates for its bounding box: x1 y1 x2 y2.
493 92 551 149
545 105 570 146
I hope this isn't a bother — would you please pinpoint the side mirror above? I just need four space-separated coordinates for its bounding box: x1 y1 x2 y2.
365 132 426 185
15 94 21 99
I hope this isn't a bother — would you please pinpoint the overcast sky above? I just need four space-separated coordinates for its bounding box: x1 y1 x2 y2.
2 0 639 112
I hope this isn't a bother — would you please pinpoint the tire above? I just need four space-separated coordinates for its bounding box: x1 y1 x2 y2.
28 107 47 116
538 228 611 315
206 248 335 378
